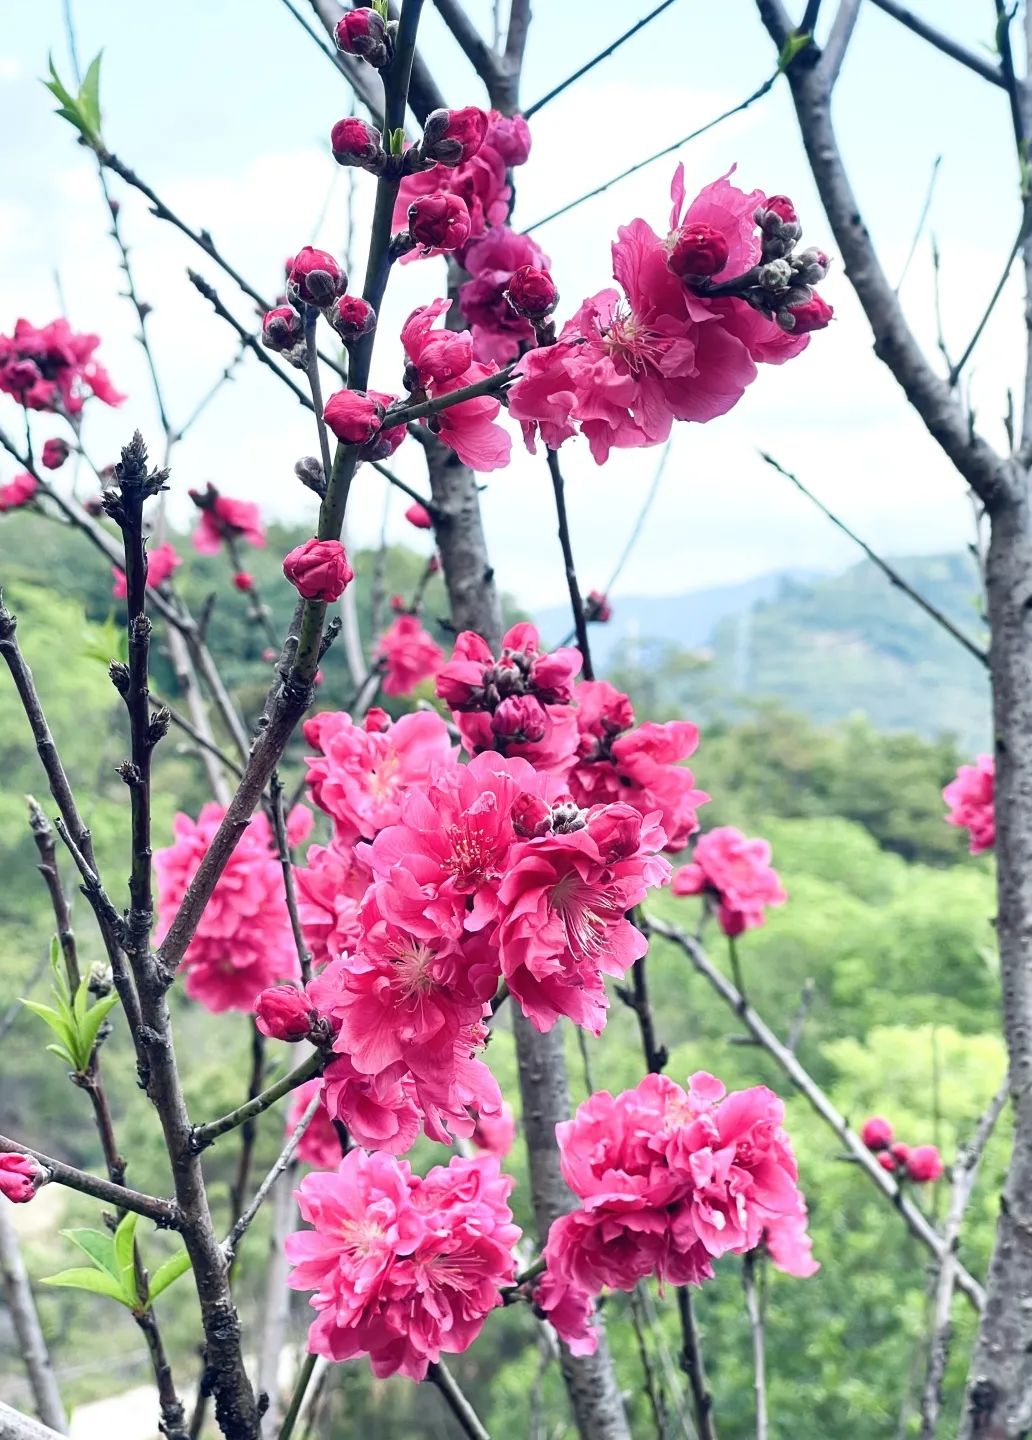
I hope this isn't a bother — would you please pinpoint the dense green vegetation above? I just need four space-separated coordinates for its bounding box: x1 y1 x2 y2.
0 514 1003 1438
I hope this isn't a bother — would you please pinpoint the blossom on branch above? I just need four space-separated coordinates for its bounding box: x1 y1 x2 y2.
286 1150 519 1380
401 300 511 471
943 754 995 853
374 614 444 696
672 825 787 935
0 471 38 512
459 228 552 366
190 485 266 554
0 1153 45 1203
0 317 125 413
283 538 355 602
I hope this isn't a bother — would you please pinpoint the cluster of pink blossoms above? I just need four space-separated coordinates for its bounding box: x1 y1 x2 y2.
860 1117 943 1182
673 825 787 935
286 1150 519 1379
509 167 829 463
0 317 124 414
154 803 311 1011
943 754 995 854
537 1072 818 1354
0 471 38 513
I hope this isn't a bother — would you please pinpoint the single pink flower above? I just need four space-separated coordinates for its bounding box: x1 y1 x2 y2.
401 300 511 472
375 615 444 696
283 538 355 602
944 755 995 853
672 826 787 935
905 1145 944 1183
191 489 266 555
459 227 552 365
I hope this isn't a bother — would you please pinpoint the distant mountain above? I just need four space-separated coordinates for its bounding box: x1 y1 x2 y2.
535 568 825 670
538 554 991 751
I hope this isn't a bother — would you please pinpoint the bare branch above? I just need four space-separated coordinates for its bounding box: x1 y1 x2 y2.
0 1401 67 1440
0 1207 68 1434
427 1361 492 1440
644 914 986 1310
676 1287 718 1440
819 0 862 88
524 0 678 118
224 1090 318 1261
546 448 595 680
866 0 1005 86
433 0 498 81
0 1134 178 1226
192 1051 324 1151
742 1253 768 1440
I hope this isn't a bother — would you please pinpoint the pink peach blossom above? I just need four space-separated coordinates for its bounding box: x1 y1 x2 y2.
943 754 995 853
375 615 444 696
672 825 787 935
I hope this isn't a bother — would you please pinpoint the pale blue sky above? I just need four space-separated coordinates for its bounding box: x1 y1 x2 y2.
0 1 1019 604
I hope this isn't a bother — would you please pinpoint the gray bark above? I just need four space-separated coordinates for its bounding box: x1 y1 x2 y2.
0 1404 64 1440
0 1208 67 1434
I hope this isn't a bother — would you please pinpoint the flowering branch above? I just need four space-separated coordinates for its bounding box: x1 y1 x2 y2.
186 270 316 411
0 1134 178 1226
191 1050 324 1151
760 450 989 665
644 914 985 1309
384 362 516 425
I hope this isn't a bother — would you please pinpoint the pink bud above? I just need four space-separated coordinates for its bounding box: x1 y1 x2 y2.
41 437 70 470
511 792 552 839
364 707 391 733
287 247 347 309
889 1142 911 1166
0 1153 45 1203
530 648 581 705
324 388 384 444
421 106 489 166
408 192 472 252
493 694 547 744
330 116 387 173
255 985 313 1042
283 538 355 602
586 589 611 623
262 306 305 353
860 1116 893 1151
327 295 377 343
405 501 433 529
876 1151 897 1173
786 293 834 334
668 222 730 279
765 194 798 224
334 8 390 66
904 1145 944 1184
587 802 643 861
505 265 559 320
233 572 254 592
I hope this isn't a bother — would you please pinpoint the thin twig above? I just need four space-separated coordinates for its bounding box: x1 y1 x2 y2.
546 448 594 680
192 1051 324 1151
270 774 313 985
0 1134 178 1226
895 155 942 294
742 1253 768 1440
224 1090 320 1261
629 1284 669 1440
523 0 681 119
760 451 989 666
427 1361 492 1440
866 0 1005 85
676 1288 718 1440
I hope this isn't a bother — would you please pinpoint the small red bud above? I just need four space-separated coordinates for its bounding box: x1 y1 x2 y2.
334 8 390 67
282 538 355 602
505 265 559 320
330 117 387 173
233 572 254 592
287 247 347 310
511 792 552 839
420 107 489 167
668 223 729 279
327 295 377 343
41 437 70 470
408 193 472 252
255 985 313 1042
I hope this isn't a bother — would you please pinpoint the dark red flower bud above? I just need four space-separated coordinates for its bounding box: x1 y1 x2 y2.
330 116 387 173
287 247 347 309
876 1151 897 1173
511 792 552 839
282 538 355 601
334 8 390 67
323 388 384 444
492 694 547 744
889 1142 911 1166
586 589 611 623
41 437 70 470
860 1116 893 1151
668 222 730 279
904 1145 944 1183
255 984 313 1042
408 192 472 252
505 264 559 320
765 194 798 224
262 305 306 352
405 501 433 529
364 706 392 733
327 295 377 343
233 572 254 592
420 106 489 167
784 293 834 334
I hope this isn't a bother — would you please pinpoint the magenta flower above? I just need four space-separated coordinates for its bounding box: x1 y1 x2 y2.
472 1100 516 1158
374 614 444 697
286 1150 519 1380
485 110 531 167
943 754 995 853
293 841 370 970
0 1153 46 1204
303 709 455 845
393 147 510 261
283 538 355 602
401 300 511 471
286 1079 342 1170
190 490 266 555
0 472 38 512
459 227 552 365
155 803 311 1012
672 825 787 936
0 317 125 413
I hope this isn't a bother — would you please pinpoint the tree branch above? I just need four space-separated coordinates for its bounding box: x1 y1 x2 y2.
546 449 594 680
0 1207 68 1434
192 1051 324 1151
427 1361 492 1440
524 0 678 117
867 0 1005 87
0 1135 178 1225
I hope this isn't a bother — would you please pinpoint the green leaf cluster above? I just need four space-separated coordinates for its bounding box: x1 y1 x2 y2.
42 1212 191 1313
21 939 120 1074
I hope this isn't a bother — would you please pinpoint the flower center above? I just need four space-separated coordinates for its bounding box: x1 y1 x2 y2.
599 305 663 375
550 872 620 960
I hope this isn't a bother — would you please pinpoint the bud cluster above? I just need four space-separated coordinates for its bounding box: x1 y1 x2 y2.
669 192 833 335
860 1116 944 1183
263 246 376 366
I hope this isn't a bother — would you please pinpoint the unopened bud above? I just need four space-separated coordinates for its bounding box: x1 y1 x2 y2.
255 984 314 1042
511 792 552 839
668 222 729 280
330 117 387 173
327 295 377 343
334 8 391 67
420 106 489 167
408 192 472 252
286 247 347 310
505 264 559 319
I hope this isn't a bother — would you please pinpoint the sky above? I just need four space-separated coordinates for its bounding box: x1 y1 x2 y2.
0 0 1021 609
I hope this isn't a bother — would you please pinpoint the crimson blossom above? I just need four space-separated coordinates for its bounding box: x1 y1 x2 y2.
0 317 125 413
286 1150 519 1380
190 487 267 555
0 471 38 512
672 824 787 935
154 803 311 1012
538 1072 817 1354
374 614 444 696
401 300 511 471
509 165 827 462
943 754 995 853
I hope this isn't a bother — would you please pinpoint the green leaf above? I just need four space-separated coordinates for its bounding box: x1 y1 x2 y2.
45 1042 76 1067
79 52 103 135
778 31 813 71
389 127 405 157
60 1228 120 1281
50 936 71 1006
21 998 75 1048
42 52 104 147
114 1212 141 1308
148 1249 192 1302
40 1267 131 1305
76 990 121 1063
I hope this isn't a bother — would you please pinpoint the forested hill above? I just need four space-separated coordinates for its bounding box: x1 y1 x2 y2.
539 552 990 752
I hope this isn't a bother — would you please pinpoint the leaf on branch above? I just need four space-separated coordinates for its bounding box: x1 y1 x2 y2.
147 1248 192 1301
43 51 105 148
60 1228 120 1281
21 940 121 1073
40 1267 130 1303
778 31 813 71
114 1211 141 1309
